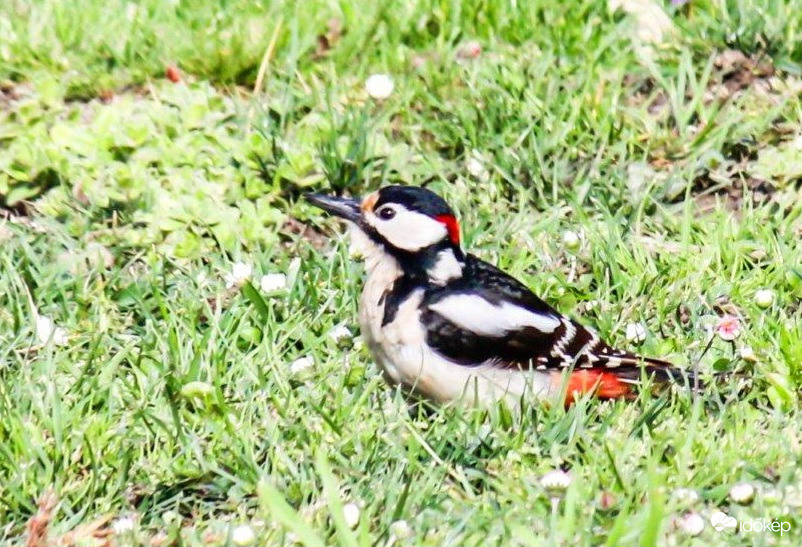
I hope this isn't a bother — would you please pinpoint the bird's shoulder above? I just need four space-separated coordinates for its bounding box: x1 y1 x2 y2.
426 253 555 313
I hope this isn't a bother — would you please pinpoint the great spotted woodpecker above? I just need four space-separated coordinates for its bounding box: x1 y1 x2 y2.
307 186 692 407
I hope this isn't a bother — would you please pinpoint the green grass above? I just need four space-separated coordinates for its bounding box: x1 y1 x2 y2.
2 0 802 545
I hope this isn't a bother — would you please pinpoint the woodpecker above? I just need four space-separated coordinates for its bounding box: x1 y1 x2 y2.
307 186 693 407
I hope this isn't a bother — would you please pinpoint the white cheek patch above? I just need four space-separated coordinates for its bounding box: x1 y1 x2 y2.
367 208 448 251
429 294 560 337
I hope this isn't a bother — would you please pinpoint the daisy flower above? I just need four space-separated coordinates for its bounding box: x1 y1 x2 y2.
716 314 741 341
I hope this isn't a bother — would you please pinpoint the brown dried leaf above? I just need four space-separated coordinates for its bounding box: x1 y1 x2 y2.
327 18 342 42
98 89 114 103
714 50 775 94
56 515 113 547
72 181 90 206
26 488 57 547
714 49 749 74
150 531 170 547
315 18 343 57
201 529 224 544
598 491 617 510
676 304 691 327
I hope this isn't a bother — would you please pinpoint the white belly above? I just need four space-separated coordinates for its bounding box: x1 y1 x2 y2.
354 232 552 406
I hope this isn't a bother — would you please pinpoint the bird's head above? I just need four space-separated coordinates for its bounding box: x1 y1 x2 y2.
306 185 464 283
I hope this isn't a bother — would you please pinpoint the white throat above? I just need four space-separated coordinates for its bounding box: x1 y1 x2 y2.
347 223 400 278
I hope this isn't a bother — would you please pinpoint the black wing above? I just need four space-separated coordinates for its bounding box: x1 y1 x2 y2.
420 254 675 376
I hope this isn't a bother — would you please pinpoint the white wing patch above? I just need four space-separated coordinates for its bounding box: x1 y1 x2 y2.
428 294 560 337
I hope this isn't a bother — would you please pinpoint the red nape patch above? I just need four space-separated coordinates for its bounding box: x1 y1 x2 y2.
435 214 460 245
555 370 633 406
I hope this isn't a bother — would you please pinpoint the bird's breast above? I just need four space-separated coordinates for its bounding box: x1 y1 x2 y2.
359 266 424 383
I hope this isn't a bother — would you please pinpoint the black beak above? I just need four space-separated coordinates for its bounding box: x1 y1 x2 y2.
305 193 361 223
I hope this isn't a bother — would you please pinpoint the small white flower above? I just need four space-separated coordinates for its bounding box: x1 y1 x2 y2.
342 502 360 529
583 300 599 312
225 262 252 289
754 289 774 309
466 157 483 176
231 524 256 546
625 322 647 344
679 512 705 536
328 324 352 343
112 516 135 535
231 262 253 280
739 345 758 363
562 230 581 250
365 74 394 100
465 154 490 182
540 469 571 492
390 519 412 539
36 316 68 346
290 356 314 374
260 273 287 293
729 482 755 504
609 0 674 44
673 488 700 504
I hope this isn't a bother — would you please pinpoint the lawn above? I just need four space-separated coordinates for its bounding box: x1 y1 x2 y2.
2 0 802 545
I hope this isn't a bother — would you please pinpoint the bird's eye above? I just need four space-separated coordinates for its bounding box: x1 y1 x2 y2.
377 206 396 220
